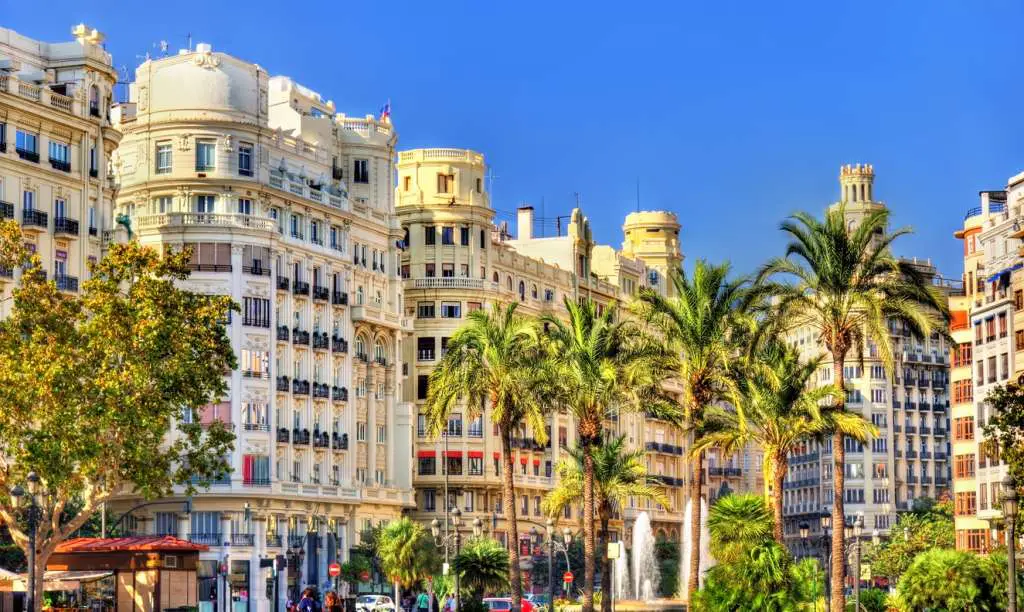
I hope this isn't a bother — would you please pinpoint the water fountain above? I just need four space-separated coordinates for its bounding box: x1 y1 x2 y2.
631 511 660 600
614 540 630 600
679 497 715 595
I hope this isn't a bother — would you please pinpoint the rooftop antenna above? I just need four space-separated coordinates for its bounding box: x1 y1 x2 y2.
158 40 169 56
540 196 545 238
186 32 192 52
574 192 581 209
486 167 499 206
636 177 640 212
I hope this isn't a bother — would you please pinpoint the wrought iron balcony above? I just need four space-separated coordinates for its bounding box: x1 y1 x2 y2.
332 291 348 306
313 432 330 448
21 210 48 229
312 383 330 398
292 379 310 395
276 325 289 341
292 429 310 445
54 275 78 292
292 329 310 345
332 337 348 353
276 276 290 291
332 433 349 450
16 148 39 163
49 157 71 172
244 316 271 328
276 376 290 392
243 264 271 277
312 332 329 350
277 428 290 443
0 201 14 219
313 286 329 301
293 281 310 295
332 386 349 402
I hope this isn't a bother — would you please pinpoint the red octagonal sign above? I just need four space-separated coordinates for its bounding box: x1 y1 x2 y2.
329 562 341 578
563 571 574 583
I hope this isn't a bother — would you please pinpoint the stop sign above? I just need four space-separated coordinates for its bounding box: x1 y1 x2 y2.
328 562 341 578
563 571 574 583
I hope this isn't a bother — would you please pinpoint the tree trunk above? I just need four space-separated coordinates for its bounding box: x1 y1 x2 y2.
581 441 596 612
772 453 787 545
599 506 611 612
686 450 703 603
830 356 847 612
502 427 524 612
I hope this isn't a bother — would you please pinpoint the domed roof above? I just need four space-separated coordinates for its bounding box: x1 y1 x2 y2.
143 44 263 122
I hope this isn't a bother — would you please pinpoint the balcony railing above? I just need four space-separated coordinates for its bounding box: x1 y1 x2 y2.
54 275 78 292
293 281 310 296
332 433 349 450
49 158 71 172
332 291 348 306
313 432 330 448
51 216 78 236
332 337 349 353
188 533 222 546
242 479 270 488
0 202 13 219
293 330 310 345
276 376 290 392
293 379 310 395
276 326 289 341
232 533 256 546
312 383 330 399
312 333 329 350
313 286 330 301
276 428 290 443
332 386 349 402
292 429 310 445
21 210 48 229
16 148 40 163
243 264 271 277
242 369 270 379
244 316 271 328
276 276 290 291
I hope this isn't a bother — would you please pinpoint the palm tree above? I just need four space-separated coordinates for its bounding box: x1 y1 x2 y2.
542 435 669 612
424 302 553 612
542 299 677 612
453 537 511 599
634 260 753 603
705 493 775 565
757 205 948 612
695 342 875 544
376 518 435 604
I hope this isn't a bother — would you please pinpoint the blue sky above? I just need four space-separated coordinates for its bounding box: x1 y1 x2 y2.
4 0 1022 279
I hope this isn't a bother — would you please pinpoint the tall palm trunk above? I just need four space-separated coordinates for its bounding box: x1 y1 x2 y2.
686 450 703 602
502 427 524 612
581 440 596 612
830 356 847 612
771 452 787 545
599 504 612 612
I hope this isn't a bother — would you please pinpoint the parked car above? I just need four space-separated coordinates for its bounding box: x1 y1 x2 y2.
356 595 396 612
484 598 534 612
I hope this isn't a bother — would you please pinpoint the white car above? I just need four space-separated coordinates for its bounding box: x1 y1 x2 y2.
356 595 396 612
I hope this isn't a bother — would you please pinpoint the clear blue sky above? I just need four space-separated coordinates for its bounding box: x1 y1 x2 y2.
5 0 1022 279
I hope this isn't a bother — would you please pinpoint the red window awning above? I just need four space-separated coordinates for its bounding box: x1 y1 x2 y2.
417 450 436 458
445 450 463 458
468 451 484 459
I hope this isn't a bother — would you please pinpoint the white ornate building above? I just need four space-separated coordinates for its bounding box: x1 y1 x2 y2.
111 43 412 611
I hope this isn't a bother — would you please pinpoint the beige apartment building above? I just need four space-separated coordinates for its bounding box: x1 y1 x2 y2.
950 174 1024 553
0 24 120 312
783 165 953 558
395 147 747 574
109 43 412 611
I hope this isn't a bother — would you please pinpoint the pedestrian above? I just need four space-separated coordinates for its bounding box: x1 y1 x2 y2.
325 590 343 612
416 591 429 612
299 588 320 612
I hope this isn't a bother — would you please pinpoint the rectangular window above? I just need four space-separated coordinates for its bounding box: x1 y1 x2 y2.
423 490 436 512
424 225 436 246
441 227 454 245
442 263 454 278
195 195 216 213
195 140 216 171
441 302 461 318
417 302 436 318
356 422 367 441
156 142 172 174
237 198 252 215
238 143 253 176
480 229 487 249
48 140 69 167
243 297 271 327
16 130 38 154
437 173 454 193
460 227 470 246
353 159 369 183
417 375 429 400
425 263 436 278
447 413 463 436
418 457 436 475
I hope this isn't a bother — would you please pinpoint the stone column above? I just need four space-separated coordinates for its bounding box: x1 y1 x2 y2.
230 244 245 481
317 519 329 592
220 514 234 612
279 518 290 610
252 515 270 612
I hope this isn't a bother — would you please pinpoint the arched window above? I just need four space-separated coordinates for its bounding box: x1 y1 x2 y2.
851 185 857 202
356 286 364 305
518 281 525 301
89 85 99 115
492 271 499 283
507 276 513 291
355 337 365 357
860 184 866 201
374 341 386 364
531 284 538 299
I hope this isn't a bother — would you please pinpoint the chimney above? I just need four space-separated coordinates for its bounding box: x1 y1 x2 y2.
518 206 534 241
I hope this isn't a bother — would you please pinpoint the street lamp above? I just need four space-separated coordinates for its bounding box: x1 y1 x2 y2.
432 507 480 612
853 514 864 612
532 519 573 609
1004 474 1019 612
11 472 43 612
799 522 810 558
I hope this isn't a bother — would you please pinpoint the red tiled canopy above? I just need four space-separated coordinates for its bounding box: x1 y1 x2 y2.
55 536 208 553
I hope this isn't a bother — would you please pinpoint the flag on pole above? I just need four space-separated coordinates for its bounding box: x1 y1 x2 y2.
379 100 391 122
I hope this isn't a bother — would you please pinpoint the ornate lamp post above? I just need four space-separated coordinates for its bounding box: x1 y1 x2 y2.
10 472 43 612
852 514 864 612
1004 474 1019 612
799 522 817 611
432 508 482 612
531 519 572 609
820 510 831 610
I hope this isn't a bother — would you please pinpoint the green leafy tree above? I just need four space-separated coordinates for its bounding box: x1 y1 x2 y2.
453 538 510 598
543 299 676 612
896 548 1007 611
852 588 887 612
757 205 947 612
870 499 953 580
376 518 437 603
541 434 669 611
695 341 867 544
655 538 680 598
0 225 236 604
424 303 553 612
705 494 774 565
634 260 754 602
984 383 1024 491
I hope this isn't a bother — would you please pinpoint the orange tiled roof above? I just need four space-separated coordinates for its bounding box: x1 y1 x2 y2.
54 536 208 553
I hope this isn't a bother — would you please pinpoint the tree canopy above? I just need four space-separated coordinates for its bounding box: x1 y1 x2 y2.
869 498 954 580
0 223 236 593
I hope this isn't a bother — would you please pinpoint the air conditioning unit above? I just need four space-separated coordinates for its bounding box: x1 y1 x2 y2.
163 555 179 569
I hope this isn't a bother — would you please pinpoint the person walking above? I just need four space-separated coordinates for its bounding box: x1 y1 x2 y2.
416 591 429 612
298 588 320 612
324 591 343 612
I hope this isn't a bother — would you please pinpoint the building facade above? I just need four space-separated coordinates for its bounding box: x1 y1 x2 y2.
110 43 412 610
783 164 953 558
0 24 120 313
950 174 1024 553
396 148 749 572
